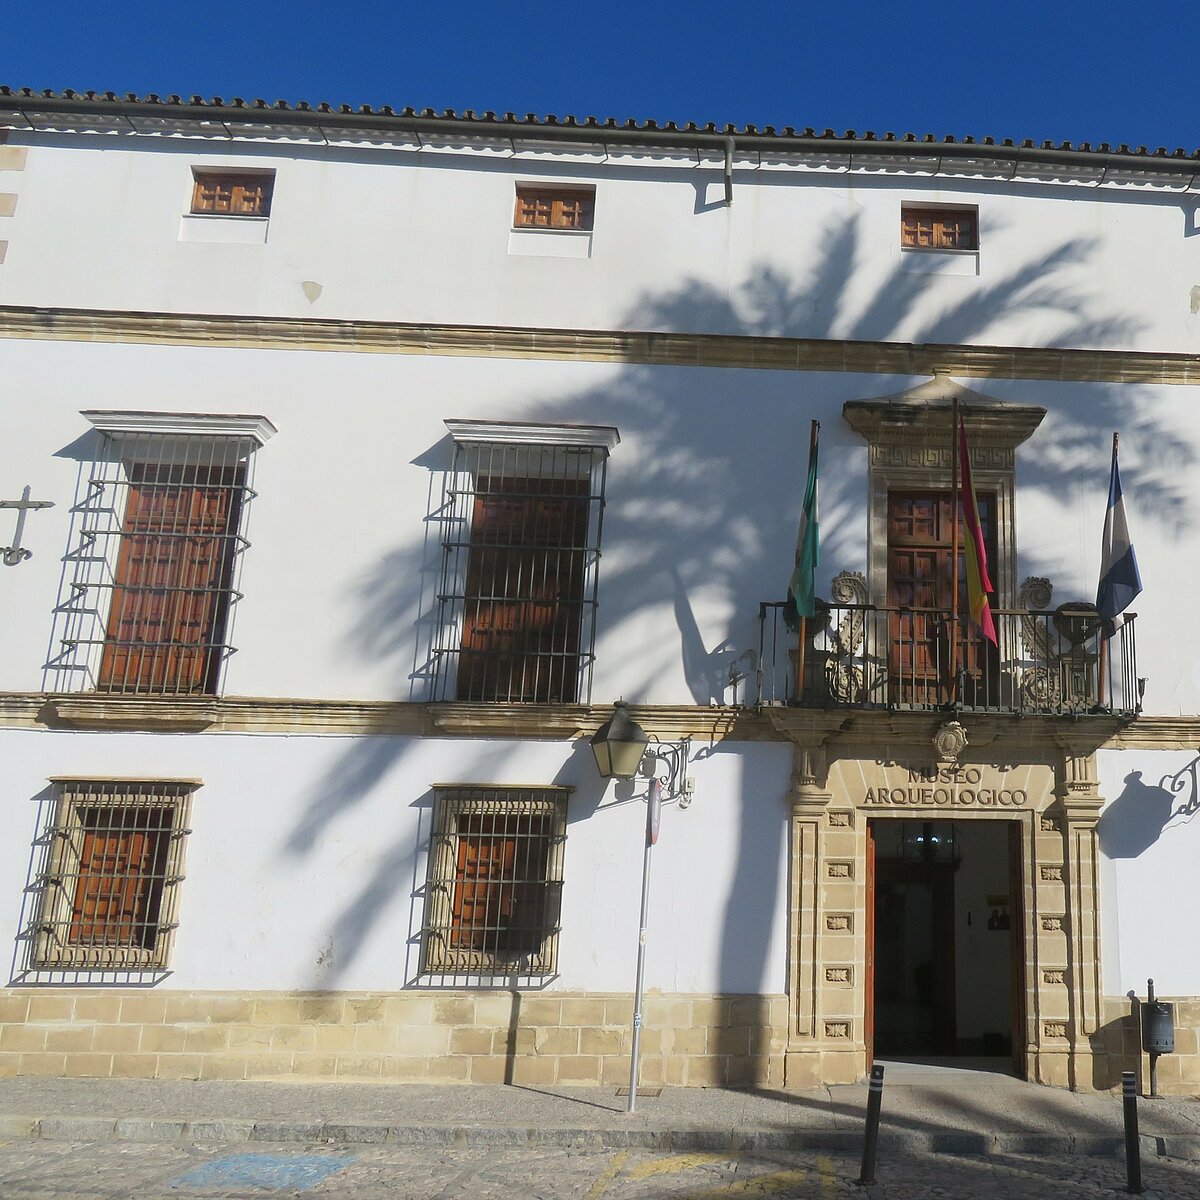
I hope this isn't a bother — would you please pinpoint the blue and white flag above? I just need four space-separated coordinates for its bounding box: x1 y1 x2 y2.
1096 439 1143 636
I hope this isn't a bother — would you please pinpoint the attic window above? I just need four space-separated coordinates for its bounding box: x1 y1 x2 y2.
513 186 595 231
191 171 274 217
901 206 978 251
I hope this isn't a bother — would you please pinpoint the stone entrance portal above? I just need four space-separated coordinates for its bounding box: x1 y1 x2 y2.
774 712 1111 1091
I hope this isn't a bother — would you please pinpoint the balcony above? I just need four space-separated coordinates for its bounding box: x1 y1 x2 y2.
757 592 1141 716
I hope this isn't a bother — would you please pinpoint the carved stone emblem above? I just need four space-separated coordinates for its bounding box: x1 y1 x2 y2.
932 720 969 767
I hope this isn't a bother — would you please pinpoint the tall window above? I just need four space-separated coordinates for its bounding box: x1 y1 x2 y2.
48 412 276 697
422 786 568 977
98 463 243 694
31 779 195 971
435 422 618 704
887 489 998 706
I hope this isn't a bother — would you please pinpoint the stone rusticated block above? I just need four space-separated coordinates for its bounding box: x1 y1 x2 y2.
237 1052 296 1078
394 1025 449 1056
70 995 122 1024
330 1054 382 1079
298 997 345 1024
448 1027 494 1055
17 1053 67 1076
556 1055 601 1084
471 994 515 1026
119 995 168 1024
140 1022 187 1051
182 1025 230 1053
468 1055 509 1084
198 1055 249 1081
26 996 74 1022
353 1025 398 1053
109 1054 159 1079
510 1056 557 1086
559 998 608 1026
0 996 30 1024
519 997 563 1026
433 998 475 1025
89 1025 143 1053
1 1026 48 1052
533 1026 579 1056
155 1054 204 1080
384 996 434 1025
425 1055 471 1081
251 998 303 1025
63 1053 114 1078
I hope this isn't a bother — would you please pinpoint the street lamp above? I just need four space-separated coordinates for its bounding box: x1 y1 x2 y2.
590 701 649 779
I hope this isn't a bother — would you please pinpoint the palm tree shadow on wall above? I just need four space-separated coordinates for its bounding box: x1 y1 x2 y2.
282 219 1191 1016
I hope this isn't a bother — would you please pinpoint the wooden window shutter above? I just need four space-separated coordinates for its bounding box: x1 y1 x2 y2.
98 465 243 694
457 476 589 703
68 807 172 950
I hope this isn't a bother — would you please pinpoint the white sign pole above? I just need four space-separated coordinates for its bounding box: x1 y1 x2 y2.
627 777 660 1114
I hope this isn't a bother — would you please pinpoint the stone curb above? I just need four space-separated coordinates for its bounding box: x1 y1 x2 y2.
3 1115 1198 1160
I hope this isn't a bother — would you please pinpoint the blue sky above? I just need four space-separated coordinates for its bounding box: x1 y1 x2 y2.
6 0 1198 151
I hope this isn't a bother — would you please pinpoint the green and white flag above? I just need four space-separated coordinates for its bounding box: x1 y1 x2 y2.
784 422 820 631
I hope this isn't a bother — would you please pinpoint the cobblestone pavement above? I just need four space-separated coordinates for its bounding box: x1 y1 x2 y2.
0 1138 1196 1199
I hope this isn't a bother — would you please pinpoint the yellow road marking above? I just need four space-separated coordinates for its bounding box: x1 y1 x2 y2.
584 1150 630 1199
818 1153 837 1198
626 1152 736 1181
677 1168 810 1198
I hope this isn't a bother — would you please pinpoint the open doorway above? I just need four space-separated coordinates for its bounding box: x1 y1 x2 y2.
867 819 1025 1076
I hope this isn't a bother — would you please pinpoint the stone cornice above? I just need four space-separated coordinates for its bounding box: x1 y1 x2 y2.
1 693 769 742
3 305 1200 386
4 692 1194 749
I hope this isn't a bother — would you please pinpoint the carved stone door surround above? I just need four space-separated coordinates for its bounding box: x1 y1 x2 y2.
769 708 1118 1091
842 374 1046 612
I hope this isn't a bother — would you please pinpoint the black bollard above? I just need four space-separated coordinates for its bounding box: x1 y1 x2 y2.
1122 1071 1143 1194
857 1064 885 1186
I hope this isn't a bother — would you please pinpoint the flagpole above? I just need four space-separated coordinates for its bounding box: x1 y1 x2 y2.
1097 431 1117 709
949 399 961 705
793 419 819 704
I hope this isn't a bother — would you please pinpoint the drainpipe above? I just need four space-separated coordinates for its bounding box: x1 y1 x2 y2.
724 137 735 206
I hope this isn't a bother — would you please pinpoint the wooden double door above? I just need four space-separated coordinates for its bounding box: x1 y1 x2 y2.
887 490 999 707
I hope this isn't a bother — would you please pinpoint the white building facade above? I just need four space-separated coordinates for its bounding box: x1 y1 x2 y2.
0 88 1198 1093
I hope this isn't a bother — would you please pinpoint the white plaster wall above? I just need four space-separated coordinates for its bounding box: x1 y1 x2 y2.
4 133 1200 353
0 729 791 993
1097 748 1200 997
4 337 1200 713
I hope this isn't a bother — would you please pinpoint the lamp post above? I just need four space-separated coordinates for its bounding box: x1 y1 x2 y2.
591 703 654 1113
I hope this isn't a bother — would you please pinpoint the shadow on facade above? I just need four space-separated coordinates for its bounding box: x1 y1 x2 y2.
280 223 1177 1044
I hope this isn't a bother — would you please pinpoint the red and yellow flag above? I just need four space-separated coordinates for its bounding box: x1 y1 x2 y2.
958 418 997 645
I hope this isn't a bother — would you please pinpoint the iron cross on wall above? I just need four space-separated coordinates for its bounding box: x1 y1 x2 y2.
1 486 54 565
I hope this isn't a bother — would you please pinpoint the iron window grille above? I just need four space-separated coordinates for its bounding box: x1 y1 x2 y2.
29 778 196 971
47 413 275 696
433 424 616 704
422 786 569 978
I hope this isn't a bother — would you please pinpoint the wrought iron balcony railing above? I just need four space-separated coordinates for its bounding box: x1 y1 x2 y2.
757 598 1141 716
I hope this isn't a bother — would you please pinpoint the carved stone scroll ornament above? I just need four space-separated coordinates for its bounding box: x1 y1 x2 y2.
824 571 870 703
1017 576 1061 709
